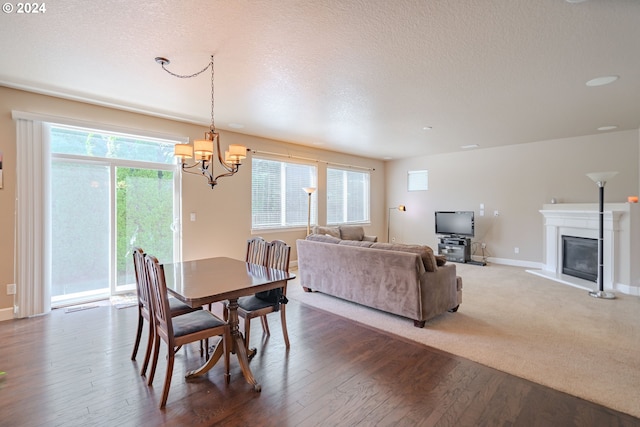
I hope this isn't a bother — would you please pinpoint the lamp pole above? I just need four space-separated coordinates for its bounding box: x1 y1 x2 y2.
387 204 406 243
586 172 617 299
303 187 316 236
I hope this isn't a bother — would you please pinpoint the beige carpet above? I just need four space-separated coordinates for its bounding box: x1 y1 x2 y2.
287 263 640 418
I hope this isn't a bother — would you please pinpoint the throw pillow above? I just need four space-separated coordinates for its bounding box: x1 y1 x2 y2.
435 255 447 266
339 240 374 248
312 226 341 238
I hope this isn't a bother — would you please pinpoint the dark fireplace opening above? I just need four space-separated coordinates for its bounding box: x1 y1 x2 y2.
562 236 598 282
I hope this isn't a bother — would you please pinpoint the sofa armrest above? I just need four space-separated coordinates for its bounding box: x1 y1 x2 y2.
419 264 459 320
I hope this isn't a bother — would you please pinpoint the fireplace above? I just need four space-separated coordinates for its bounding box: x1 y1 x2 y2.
531 203 640 296
562 236 597 282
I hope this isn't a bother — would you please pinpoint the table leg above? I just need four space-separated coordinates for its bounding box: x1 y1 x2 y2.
185 337 224 378
227 298 262 392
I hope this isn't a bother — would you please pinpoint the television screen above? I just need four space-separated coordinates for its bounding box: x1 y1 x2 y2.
435 211 474 237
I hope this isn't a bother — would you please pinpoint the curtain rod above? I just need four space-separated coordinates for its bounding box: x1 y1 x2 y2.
250 149 375 171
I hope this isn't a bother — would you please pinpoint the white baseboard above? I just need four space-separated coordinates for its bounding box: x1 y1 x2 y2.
474 256 543 270
616 283 640 296
0 307 14 322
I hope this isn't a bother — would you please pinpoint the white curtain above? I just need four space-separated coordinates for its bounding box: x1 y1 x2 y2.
14 117 51 318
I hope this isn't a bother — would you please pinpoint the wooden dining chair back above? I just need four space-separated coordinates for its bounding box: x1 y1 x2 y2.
235 239 291 355
245 236 269 265
145 254 230 408
130 247 200 378
131 247 154 375
267 239 291 271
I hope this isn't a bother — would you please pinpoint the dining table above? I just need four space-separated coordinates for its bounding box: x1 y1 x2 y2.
162 256 295 392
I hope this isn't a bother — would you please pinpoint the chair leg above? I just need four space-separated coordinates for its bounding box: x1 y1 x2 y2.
131 311 143 360
280 306 290 349
148 335 161 386
222 303 229 322
261 315 271 335
140 321 155 377
159 351 175 409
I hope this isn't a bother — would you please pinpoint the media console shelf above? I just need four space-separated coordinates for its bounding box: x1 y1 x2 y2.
437 236 471 263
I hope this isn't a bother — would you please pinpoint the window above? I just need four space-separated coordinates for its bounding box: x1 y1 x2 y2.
327 167 370 224
252 158 317 230
49 124 181 306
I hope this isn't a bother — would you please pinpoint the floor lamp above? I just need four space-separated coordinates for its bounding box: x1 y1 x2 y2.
586 171 618 299
387 204 406 243
303 187 316 236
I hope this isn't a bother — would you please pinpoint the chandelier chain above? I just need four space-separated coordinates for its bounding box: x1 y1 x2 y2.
210 56 215 132
160 60 212 80
160 55 216 132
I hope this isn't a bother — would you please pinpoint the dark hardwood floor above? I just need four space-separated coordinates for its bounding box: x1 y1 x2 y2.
0 298 638 427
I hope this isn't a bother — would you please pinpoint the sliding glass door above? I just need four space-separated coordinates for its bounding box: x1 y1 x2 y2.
49 124 181 307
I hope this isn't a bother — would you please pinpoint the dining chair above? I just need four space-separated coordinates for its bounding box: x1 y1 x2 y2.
246 236 269 265
145 254 231 408
233 239 291 354
130 247 202 377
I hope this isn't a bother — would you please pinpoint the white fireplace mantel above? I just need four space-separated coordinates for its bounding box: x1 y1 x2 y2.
528 203 640 296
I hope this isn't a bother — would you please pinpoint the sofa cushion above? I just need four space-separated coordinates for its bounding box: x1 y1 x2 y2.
338 239 374 248
339 225 365 241
371 243 438 272
306 234 341 244
312 226 341 238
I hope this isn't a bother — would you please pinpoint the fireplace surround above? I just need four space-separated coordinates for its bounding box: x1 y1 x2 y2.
528 203 640 296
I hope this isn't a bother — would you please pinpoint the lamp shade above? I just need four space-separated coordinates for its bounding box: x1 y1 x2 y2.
194 139 214 155
303 187 317 194
586 171 618 185
228 144 247 159
174 143 193 159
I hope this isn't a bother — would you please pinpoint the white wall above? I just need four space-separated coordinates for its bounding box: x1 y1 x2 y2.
385 130 640 266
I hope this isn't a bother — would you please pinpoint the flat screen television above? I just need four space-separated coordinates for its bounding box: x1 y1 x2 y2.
435 211 475 237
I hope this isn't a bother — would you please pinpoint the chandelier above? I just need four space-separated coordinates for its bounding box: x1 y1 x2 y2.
155 55 247 188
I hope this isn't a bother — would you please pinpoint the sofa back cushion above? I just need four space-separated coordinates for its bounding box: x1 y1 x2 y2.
306 234 341 244
339 225 365 241
370 242 438 272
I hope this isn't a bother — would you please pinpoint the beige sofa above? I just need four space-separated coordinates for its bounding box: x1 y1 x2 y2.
296 232 462 327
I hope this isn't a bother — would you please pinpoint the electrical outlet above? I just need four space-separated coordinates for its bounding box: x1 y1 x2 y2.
514 247 520 254
7 283 16 295
481 242 486 249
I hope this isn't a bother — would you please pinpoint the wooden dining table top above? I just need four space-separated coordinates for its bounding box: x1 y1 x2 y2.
162 256 295 308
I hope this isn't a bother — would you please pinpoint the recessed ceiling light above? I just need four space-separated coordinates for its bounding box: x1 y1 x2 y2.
597 125 618 131
228 123 245 129
383 156 393 160
565 0 588 3
586 75 619 87
461 144 479 149
422 126 432 131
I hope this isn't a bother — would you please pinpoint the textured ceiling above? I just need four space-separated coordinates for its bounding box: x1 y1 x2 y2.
1 0 639 160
